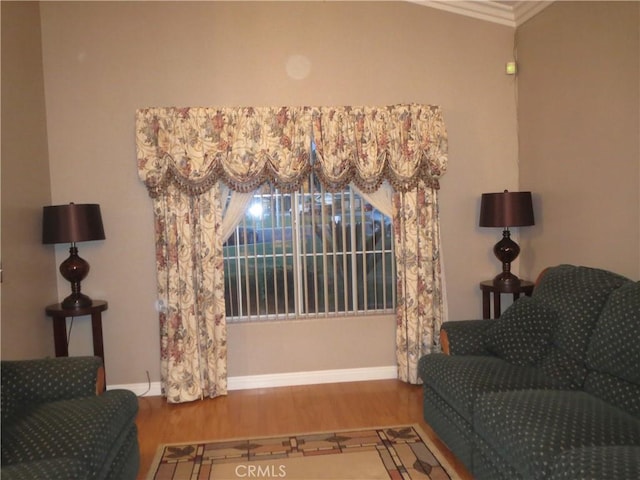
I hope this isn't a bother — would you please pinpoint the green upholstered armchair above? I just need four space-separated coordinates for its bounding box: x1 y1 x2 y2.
419 265 640 479
1 356 139 480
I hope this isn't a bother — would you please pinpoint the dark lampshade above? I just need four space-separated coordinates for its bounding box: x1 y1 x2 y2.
479 190 535 289
43 203 105 244
479 191 534 228
42 203 105 310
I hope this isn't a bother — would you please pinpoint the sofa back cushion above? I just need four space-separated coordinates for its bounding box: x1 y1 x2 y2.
533 265 631 388
482 296 557 367
584 281 640 418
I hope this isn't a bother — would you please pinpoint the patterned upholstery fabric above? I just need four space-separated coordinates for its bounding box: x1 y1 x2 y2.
547 445 640 480
586 281 640 383
418 265 639 480
0 458 85 480
104 428 140 480
584 281 640 417
422 383 475 468
538 348 589 390
474 390 640 480
583 372 640 420
441 319 495 355
2 392 137 469
1 357 140 480
473 431 523 480
418 354 567 420
482 297 557 366
1 357 102 425
533 265 630 388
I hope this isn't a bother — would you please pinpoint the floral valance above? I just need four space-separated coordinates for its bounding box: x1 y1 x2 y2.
136 104 447 197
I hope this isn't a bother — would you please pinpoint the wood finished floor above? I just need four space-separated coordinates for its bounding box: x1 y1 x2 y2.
135 379 472 479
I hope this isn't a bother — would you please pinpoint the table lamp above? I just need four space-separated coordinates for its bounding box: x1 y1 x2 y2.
479 190 534 288
42 203 105 309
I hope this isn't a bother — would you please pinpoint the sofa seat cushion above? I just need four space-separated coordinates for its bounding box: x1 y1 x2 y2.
547 445 640 480
418 354 566 421
474 389 640 480
1 390 138 478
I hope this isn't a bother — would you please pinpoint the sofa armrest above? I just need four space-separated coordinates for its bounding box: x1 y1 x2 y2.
440 319 496 355
1 356 102 423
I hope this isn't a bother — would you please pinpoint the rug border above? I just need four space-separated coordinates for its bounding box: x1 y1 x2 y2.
145 423 460 480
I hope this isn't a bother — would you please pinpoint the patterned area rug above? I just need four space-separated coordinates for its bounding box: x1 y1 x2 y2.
146 424 459 479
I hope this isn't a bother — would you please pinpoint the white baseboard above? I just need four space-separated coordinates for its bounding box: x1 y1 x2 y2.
228 365 398 391
108 365 397 397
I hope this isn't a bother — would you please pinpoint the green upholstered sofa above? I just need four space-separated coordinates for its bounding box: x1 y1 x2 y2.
418 264 640 479
1 356 139 480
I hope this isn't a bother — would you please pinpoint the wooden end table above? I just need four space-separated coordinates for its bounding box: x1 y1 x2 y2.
479 281 534 319
45 300 108 383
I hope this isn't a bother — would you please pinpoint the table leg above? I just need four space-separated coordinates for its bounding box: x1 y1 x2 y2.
91 311 106 389
90 312 105 361
493 292 502 319
52 316 69 357
482 290 491 319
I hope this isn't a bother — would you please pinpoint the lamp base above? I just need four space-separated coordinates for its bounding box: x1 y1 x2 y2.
492 229 522 291
61 293 93 310
59 244 92 310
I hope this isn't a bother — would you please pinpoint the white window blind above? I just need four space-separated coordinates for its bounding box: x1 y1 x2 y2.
223 174 395 321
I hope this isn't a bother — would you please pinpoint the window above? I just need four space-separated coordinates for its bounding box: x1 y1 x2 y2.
223 174 395 321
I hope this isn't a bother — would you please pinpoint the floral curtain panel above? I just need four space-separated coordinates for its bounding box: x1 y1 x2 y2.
394 183 444 383
136 104 447 402
152 185 227 403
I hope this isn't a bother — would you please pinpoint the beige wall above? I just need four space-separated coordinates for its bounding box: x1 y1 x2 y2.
1 2 58 359
517 1 640 280
17 1 519 385
4 1 634 387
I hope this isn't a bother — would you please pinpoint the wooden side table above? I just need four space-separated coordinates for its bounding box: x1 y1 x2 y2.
479 281 534 319
45 300 108 380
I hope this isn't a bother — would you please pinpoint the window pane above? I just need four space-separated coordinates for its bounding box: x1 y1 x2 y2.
224 177 395 321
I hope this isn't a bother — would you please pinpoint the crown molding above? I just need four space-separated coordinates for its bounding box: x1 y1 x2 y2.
512 1 554 26
409 1 553 28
